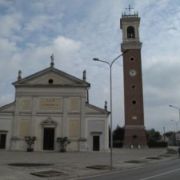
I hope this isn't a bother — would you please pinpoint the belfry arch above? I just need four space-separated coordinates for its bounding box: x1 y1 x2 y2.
127 26 135 38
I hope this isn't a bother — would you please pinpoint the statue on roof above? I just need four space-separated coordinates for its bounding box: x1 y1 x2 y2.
50 54 54 67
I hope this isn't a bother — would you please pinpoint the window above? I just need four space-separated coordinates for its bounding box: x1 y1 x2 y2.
127 26 135 38
132 100 136 105
0 134 6 149
48 79 53 84
130 57 134 61
132 85 136 89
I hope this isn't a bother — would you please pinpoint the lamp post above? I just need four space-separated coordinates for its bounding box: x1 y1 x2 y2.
169 105 180 123
170 120 178 145
170 120 178 132
93 51 126 170
169 105 180 145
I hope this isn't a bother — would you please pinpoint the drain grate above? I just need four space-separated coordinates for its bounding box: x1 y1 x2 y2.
86 165 110 170
159 154 171 157
31 170 65 177
125 160 144 164
8 163 53 167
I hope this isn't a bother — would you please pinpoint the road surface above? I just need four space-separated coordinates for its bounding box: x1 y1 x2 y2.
79 158 180 180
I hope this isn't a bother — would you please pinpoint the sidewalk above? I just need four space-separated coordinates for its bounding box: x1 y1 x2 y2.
0 148 175 180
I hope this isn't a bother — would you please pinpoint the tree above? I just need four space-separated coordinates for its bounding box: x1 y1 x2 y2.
112 125 124 148
164 131 176 146
146 129 161 142
164 131 174 138
146 129 167 148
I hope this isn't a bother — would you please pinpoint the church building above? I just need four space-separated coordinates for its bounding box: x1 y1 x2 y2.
0 59 109 152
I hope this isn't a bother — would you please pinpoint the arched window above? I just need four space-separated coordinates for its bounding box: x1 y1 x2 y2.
127 26 135 38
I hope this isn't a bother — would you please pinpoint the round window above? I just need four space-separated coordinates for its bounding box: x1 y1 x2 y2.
132 100 136 105
48 79 53 84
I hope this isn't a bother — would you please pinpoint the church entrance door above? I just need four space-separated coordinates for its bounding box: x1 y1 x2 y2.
93 135 100 151
0 134 6 149
43 128 55 150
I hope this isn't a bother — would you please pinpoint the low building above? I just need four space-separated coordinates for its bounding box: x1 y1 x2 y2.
0 60 109 152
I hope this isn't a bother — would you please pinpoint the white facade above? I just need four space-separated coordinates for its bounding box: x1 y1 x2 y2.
0 64 109 152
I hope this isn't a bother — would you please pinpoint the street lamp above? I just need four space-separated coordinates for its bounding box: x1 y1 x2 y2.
93 51 127 170
170 119 178 146
169 105 180 145
170 120 178 132
169 105 180 122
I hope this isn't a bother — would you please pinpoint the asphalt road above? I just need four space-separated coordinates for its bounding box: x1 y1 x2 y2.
80 158 180 180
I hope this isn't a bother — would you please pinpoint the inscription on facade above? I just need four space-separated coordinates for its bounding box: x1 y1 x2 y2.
39 98 62 111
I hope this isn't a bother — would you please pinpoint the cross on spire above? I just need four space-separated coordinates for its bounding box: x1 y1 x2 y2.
126 4 134 15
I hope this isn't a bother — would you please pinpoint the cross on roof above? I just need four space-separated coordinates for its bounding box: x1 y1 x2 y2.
126 4 134 15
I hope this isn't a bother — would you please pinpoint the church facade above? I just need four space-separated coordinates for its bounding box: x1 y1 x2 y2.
0 61 109 152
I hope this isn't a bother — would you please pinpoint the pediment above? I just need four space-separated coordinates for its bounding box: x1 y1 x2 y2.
0 102 15 112
41 117 57 127
13 67 90 87
22 71 78 85
85 103 109 115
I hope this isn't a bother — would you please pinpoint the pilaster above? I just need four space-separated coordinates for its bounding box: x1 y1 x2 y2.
10 97 20 150
79 97 87 151
62 97 68 137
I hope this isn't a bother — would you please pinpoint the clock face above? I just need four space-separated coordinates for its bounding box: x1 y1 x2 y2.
129 69 136 77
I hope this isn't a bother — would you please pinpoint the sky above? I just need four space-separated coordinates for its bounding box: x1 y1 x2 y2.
0 0 180 133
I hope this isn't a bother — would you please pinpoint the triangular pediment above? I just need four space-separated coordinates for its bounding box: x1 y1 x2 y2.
85 103 109 115
13 67 90 87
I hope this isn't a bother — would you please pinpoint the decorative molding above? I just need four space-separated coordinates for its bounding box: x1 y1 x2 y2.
0 130 8 133
125 125 145 129
121 41 142 50
78 138 87 142
91 131 103 135
41 116 57 127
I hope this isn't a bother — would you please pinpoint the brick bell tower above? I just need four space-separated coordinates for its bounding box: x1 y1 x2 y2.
120 8 147 147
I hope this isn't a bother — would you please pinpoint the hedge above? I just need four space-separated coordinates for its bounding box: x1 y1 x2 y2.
148 140 167 148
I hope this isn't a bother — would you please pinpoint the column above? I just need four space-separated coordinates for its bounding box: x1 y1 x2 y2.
79 97 87 151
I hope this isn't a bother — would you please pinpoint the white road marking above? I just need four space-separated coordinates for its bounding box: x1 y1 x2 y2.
139 168 180 180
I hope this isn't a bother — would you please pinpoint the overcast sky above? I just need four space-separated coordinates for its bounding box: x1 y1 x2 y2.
1 0 180 133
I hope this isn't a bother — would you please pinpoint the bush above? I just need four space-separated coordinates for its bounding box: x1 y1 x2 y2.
24 136 36 152
57 137 70 152
113 140 123 148
148 140 167 148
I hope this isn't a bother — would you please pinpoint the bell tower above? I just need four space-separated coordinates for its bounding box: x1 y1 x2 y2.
120 8 147 147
